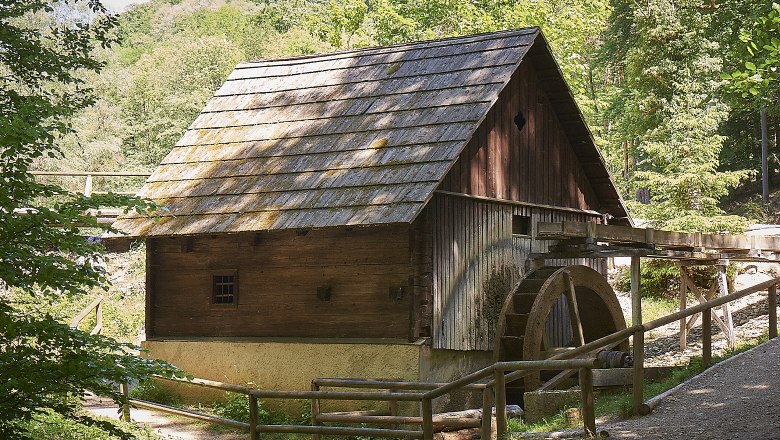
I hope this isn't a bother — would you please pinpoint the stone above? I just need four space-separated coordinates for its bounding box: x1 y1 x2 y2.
523 389 581 423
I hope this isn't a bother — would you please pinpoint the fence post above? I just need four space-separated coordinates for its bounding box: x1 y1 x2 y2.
421 398 434 440
630 256 644 416
311 382 321 440
770 284 777 340
95 300 103 335
481 386 493 440
702 306 712 369
579 367 596 437
249 394 258 440
494 368 507 438
83 173 93 197
120 383 130 422
632 328 644 416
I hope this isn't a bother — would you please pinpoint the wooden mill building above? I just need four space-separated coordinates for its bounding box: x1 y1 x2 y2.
114 28 631 401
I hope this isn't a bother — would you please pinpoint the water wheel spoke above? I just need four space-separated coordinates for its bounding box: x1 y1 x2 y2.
564 270 586 347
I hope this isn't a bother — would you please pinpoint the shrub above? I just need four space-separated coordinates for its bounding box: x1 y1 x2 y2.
129 380 183 407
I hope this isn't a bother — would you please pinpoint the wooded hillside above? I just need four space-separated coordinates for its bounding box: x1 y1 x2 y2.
40 0 779 231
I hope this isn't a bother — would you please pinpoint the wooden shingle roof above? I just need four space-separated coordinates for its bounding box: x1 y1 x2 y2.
114 28 628 237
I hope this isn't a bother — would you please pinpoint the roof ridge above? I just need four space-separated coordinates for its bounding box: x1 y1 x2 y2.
238 27 540 67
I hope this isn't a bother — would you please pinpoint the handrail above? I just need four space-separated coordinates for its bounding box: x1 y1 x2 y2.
70 295 104 336
31 171 152 177
30 170 150 198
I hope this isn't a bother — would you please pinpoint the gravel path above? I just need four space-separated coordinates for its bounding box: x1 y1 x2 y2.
83 395 245 440
602 336 780 439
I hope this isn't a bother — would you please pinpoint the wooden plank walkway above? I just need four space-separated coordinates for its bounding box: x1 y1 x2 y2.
603 337 780 439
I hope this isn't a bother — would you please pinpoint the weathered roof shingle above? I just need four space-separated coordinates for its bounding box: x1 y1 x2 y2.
114 28 627 236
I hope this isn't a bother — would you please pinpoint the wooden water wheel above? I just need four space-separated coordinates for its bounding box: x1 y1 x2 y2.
494 265 628 401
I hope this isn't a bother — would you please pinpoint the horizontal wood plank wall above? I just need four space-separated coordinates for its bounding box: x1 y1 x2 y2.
147 226 411 339
439 58 600 212
430 193 602 351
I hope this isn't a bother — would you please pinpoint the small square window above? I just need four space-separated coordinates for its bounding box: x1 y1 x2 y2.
212 274 237 305
512 215 531 236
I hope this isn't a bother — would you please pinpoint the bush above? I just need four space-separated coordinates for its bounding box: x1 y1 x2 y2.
129 380 182 407
210 391 291 425
615 259 735 301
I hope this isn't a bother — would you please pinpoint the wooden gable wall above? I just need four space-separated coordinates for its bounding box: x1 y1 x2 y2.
437 59 600 211
427 58 608 351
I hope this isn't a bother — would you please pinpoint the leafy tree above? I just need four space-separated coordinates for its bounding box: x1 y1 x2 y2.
722 3 780 103
599 0 750 232
0 0 181 437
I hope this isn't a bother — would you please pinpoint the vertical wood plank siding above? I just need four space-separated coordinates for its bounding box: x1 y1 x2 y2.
430 56 607 351
440 59 600 211
430 194 603 351
147 225 411 339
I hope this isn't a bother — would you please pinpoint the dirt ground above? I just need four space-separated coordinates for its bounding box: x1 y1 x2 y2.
602 336 780 439
83 395 245 440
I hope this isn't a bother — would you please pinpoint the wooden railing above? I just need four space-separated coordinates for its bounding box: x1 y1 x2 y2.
132 358 602 439
70 295 104 336
31 171 151 197
122 277 780 439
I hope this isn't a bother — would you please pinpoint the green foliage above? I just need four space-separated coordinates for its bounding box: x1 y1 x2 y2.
23 408 159 440
0 0 183 437
209 391 293 426
722 3 780 103
130 380 183 407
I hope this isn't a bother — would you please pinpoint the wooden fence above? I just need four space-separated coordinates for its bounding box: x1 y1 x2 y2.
116 275 780 439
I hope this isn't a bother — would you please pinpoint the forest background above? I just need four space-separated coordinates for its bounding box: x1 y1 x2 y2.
40 0 780 232
2 0 779 437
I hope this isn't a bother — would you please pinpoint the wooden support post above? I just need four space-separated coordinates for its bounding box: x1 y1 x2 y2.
249 395 258 440
494 369 507 439
679 266 688 350
770 284 778 340
120 383 130 422
95 301 103 335
702 306 712 369
718 265 735 347
481 387 493 440
632 329 644 416
421 398 434 440
579 368 596 437
631 256 644 416
311 382 321 440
